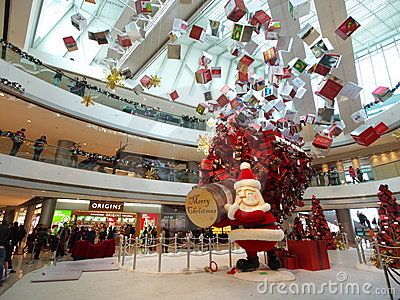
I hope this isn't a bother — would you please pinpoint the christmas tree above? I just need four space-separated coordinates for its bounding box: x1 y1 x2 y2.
199 122 313 220
310 195 335 249
290 216 305 240
376 184 400 268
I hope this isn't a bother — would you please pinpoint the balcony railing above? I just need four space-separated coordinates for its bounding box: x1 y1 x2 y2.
0 43 207 131
0 134 199 184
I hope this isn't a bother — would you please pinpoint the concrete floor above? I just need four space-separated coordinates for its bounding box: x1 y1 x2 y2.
2 249 397 300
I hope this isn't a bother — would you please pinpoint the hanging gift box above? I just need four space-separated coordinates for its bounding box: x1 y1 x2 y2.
310 63 331 76
289 0 310 20
351 109 367 123
217 94 230 107
71 13 87 31
189 25 206 42
263 47 278 65
211 67 222 78
350 125 380 147
204 91 213 101
276 36 293 52
319 53 341 69
135 0 152 14
196 103 207 115
169 90 179 101
244 39 259 55
63 36 78 52
117 34 132 47
224 0 247 22
335 16 360 41
252 80 265 91
230 99 243 109
199 52 213 67
140 75 152 88
208 20 224 38
374 122 389 136
250 10 271 34
280 85 297 102
310 38 333 59
133 84 144 95
120 68 133 79
317 107 335 125
291 58 308 74
237 71 249 83
125 22 144 43
315 77 343 102
85 0 96 3
93 30 112 45
236 55 254 73
339 81 363 100
200 159 213 170
231 23 254 42
173 18 188 33
167 44 181 59
312 134 333 149
372 86 392 102
328 121 345 137
195 69 212 84
268 20 281 32
298 23 320 46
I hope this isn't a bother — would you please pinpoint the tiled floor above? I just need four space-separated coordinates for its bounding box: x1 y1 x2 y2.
2 249 398 300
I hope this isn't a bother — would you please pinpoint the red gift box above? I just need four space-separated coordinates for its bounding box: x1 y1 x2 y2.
350 125 380 146
312 134 333 149
224 0 246 22
117 34 132 47
195 69 212 84
372 86 392 101
263 47 278 65
250 10 271 34
313 64 331 76
237 55 254 73
200 159 213 170
315 78 343 101
189 25 206 42
283 256 299 270
375 122 389 136
287 240 330 271
217 94 230 107
230 99 243 109
169 90 179 101
140 75 152 88
335 16 360 41
63 36 78 52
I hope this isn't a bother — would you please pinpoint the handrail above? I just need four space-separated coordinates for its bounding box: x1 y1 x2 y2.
0 131 199 184
0 40 208 131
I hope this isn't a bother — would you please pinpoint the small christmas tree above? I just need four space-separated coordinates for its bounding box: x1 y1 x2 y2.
290 216 305 240
310 195 335 249
376 184 400 268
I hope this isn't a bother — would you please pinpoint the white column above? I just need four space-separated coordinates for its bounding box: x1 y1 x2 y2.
38 198 57 227
313 0 362 133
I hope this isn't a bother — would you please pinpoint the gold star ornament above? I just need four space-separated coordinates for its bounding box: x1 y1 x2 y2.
81 95 95 107
106 68 124 90
148 75 161 88
197 135 212 156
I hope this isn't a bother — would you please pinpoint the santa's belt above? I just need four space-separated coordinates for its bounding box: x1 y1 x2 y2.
243 223 277 229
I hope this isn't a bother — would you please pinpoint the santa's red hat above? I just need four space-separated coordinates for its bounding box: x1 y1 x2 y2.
234 162 261 190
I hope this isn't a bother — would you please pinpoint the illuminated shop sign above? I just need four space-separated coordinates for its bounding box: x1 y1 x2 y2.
89 200 124 212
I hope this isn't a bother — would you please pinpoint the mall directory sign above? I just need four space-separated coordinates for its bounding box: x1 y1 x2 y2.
89 200 124 212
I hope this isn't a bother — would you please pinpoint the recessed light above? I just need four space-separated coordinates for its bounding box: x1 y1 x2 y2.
56 113 61 117
41 190 46 193
83 142 87 146
172 144 176 147
27 120 32 123
0 92 4 97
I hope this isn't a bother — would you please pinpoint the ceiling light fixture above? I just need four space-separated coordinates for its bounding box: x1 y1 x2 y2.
27 119 32 123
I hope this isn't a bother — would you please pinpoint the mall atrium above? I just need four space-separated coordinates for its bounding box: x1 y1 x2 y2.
0 0 400 299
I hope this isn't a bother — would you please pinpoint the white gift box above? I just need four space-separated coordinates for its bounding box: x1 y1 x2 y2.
71 13 87 31
339 81 363 100
173 18 188 33
125 22 143 42
351 109 367 123
289 0 310 20
298 23 320 46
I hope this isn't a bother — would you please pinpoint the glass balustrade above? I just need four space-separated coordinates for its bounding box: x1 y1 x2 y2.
1 46 208 131
0 135 199 184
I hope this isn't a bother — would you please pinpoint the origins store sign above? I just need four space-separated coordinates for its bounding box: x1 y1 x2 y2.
89 200 124 212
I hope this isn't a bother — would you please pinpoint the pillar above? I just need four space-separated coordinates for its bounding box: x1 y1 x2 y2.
336 209 355 246
268 0 316 122
314 0 362 133
38 198 57 228
55 140 75 166
23 204 35 234
351 157 361 169
336 160 345 184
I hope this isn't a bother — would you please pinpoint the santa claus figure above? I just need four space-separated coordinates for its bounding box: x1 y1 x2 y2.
224 162 284 272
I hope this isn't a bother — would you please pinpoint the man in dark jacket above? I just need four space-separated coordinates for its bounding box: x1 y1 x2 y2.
9 128 26 156
34 225 48 260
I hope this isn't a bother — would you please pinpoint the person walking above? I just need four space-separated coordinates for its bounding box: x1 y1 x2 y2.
348 166 358 184
70 143 80 167
10 222 19 254
56 223 70 258
356 168 364 183
33 135 47 161
9 128 26 156
34 225 48 260
0 220 11 284
52 69 63 86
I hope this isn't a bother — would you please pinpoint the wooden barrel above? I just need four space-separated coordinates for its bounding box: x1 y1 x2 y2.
185 178 236 228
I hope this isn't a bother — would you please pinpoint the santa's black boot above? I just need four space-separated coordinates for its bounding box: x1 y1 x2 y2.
240 257 260 272
267 250 282 270
236 258 247 270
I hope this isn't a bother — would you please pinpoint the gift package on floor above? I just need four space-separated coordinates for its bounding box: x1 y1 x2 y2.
287 240 330 271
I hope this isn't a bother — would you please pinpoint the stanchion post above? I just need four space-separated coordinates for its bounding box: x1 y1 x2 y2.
208 238 212 266
355 237 363 264
229 241 232 268
216 234 219 251
201 235 204 253
128 234 132 253
122 235 126 266
174 233 178 253
27 239 37 265
133 237 138 271
117 235 122 263
374 236 394 300
186 236 191 270
158 236 163 273
359 238 367 264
